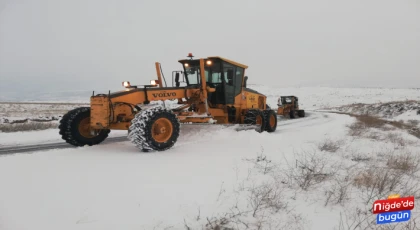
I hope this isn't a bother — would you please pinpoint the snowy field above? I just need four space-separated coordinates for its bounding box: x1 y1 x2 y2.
1 86 420 230
2 85 420 122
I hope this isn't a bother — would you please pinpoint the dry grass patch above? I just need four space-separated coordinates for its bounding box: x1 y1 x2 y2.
185 158 307 230
350 152 372 162
282 150 338 190
408 127 420 139
347 121 365 136
352 164 420 206
244 148 277 175
385 152 420 175
0 122 58 132
346 114 389 136
407 119 420 126
324 174 352 206
318 138 342 152
352 167 403 205
344 112 420 141
354 114 404 131
388 120 407 130
365 131 382 141
354 114 387 129
386 133 407 147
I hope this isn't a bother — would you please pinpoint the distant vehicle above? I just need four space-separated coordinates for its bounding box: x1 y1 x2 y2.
277 96 305 118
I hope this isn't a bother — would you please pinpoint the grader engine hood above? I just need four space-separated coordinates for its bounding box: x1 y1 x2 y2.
107 87 190 106
109 87 180 99
243 88 266 110
89 87 188 130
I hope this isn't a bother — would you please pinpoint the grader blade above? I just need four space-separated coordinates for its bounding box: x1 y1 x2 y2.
180 123 259 132
233 124 261 132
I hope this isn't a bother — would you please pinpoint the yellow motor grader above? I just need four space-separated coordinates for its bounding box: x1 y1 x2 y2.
277 96 305 118
59 54 278 152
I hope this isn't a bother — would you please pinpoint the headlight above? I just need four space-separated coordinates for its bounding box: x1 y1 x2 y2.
122 81 131 88
150 80 159 86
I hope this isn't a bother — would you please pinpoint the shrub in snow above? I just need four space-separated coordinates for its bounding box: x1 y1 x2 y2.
318 138 342 152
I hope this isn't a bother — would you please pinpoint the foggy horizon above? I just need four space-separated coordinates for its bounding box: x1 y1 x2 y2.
1 0 419 99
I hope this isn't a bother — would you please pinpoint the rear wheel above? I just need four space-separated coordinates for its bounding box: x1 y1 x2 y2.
263 109 277 132
128 107 180 152
298 110 305 117
59 107 110 146
244 109 266 132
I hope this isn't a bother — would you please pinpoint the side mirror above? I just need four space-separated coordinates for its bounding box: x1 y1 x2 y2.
175 72 180 87
244 76 248 87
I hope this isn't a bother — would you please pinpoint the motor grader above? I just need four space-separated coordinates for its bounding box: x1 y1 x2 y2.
277 96 305 119
59 54 278 152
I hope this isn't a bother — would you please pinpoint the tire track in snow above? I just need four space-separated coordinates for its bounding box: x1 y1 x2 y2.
277 112 335 131
0 136 128 155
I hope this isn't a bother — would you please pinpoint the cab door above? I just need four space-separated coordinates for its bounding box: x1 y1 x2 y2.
222 62 244 105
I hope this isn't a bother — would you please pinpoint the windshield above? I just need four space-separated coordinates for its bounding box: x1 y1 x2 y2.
282 97 293 104
184 65 202 85
184 61 224 85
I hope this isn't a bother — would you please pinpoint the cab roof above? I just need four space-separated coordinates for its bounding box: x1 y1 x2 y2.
178 56 248 69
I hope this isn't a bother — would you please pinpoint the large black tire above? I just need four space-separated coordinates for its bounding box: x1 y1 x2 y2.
298 110 305 117
244 109 266 133
263 109 277 132
59 107 110 146
289 110 296 119
128 107 180 152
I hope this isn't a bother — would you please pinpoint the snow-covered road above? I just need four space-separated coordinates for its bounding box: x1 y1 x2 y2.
0 111 356 230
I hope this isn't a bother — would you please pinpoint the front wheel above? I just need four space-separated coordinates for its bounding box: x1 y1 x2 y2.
128 107 180 152
59 107 110 146
244 109 266 133
289 110 296 119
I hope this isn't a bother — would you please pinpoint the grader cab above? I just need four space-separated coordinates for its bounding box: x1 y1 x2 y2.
277 96 305 119
59 54 278 152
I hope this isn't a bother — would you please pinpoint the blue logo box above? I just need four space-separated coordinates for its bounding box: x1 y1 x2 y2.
377 210 411 224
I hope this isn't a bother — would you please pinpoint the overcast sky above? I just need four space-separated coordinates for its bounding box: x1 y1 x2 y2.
0 0 419 97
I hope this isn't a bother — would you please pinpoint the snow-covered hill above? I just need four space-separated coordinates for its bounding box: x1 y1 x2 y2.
250 85 420 110
1 86 420 124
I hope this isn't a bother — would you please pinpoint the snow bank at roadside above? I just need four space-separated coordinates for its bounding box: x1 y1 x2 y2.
250 85 420 110
330 100 420 124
